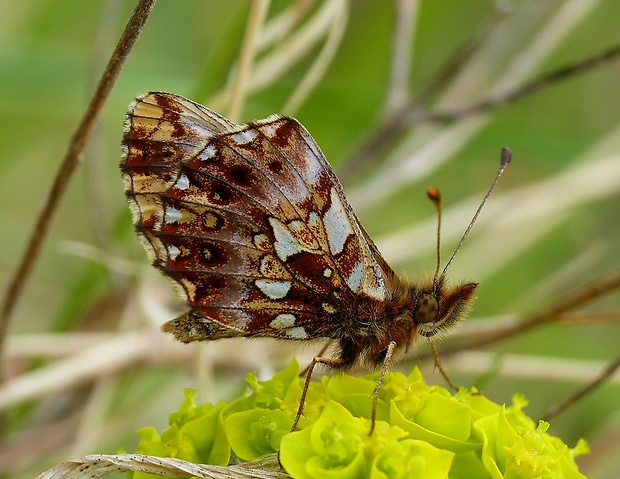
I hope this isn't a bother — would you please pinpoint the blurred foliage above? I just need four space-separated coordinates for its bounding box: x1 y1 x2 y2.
1 1 619 478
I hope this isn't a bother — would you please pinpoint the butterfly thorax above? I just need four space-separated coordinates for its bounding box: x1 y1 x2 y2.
335 275 477 369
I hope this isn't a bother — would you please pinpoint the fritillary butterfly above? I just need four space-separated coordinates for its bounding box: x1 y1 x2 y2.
120 92 509 431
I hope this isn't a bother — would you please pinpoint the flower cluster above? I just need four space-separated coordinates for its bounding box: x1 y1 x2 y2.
130 360 588 479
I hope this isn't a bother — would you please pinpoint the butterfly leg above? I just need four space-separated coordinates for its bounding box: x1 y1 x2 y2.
429 338 458 390
370 340 397 435
299 340 333 377
291 355 345 432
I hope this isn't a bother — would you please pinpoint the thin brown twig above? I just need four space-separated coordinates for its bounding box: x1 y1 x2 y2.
435 269 620 357
553 311 620 325
341 41 620 185
0 0 157 384
339 8 504 185
420 42 620 123
539 356 620 422
414 6 511 108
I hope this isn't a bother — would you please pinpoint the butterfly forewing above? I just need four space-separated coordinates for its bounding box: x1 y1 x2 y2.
121 92 395 342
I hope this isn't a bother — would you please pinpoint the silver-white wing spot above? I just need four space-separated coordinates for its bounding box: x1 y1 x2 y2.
270 314 296 329
167 245 180 260
199 144 217 160
346 260 364 293
324 187 354 255
232 128 258 144
270 217 313 261
255 279 292 299
261 122 278 137
361 256 389 301
175 175 190 190
165 207 183 223
285 326 308 339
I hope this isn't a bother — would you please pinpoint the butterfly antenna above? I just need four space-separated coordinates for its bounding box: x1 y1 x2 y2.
426 186 443 292
440 147 512 279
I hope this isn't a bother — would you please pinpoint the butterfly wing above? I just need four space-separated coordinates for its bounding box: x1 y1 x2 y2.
121 92 395 342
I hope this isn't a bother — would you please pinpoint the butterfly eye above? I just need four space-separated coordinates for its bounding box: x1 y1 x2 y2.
414 292 438 324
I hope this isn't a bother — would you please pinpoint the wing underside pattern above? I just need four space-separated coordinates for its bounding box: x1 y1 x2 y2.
121 92 395 341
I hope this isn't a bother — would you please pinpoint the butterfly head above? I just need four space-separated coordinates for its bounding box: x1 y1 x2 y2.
413 278 478 338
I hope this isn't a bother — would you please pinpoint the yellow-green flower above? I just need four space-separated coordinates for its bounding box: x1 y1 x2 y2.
130 361 589 479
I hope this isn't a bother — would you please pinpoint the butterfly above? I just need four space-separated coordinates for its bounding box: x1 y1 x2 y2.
121 92 509 431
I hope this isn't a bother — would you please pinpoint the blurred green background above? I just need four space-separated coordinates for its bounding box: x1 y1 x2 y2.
1 1 619 477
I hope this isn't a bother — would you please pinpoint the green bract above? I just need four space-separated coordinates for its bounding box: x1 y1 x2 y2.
130 360 589 479
129 390 230 479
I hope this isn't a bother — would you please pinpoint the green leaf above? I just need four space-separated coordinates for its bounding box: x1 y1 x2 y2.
389 399 478 453
225 408 293 460
456 388 502 420
280 402 367 479
226 358 302 416
379 370 431 420
414 390 472 441
180 400 230 465
370 439 454 479
134 390 230 466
